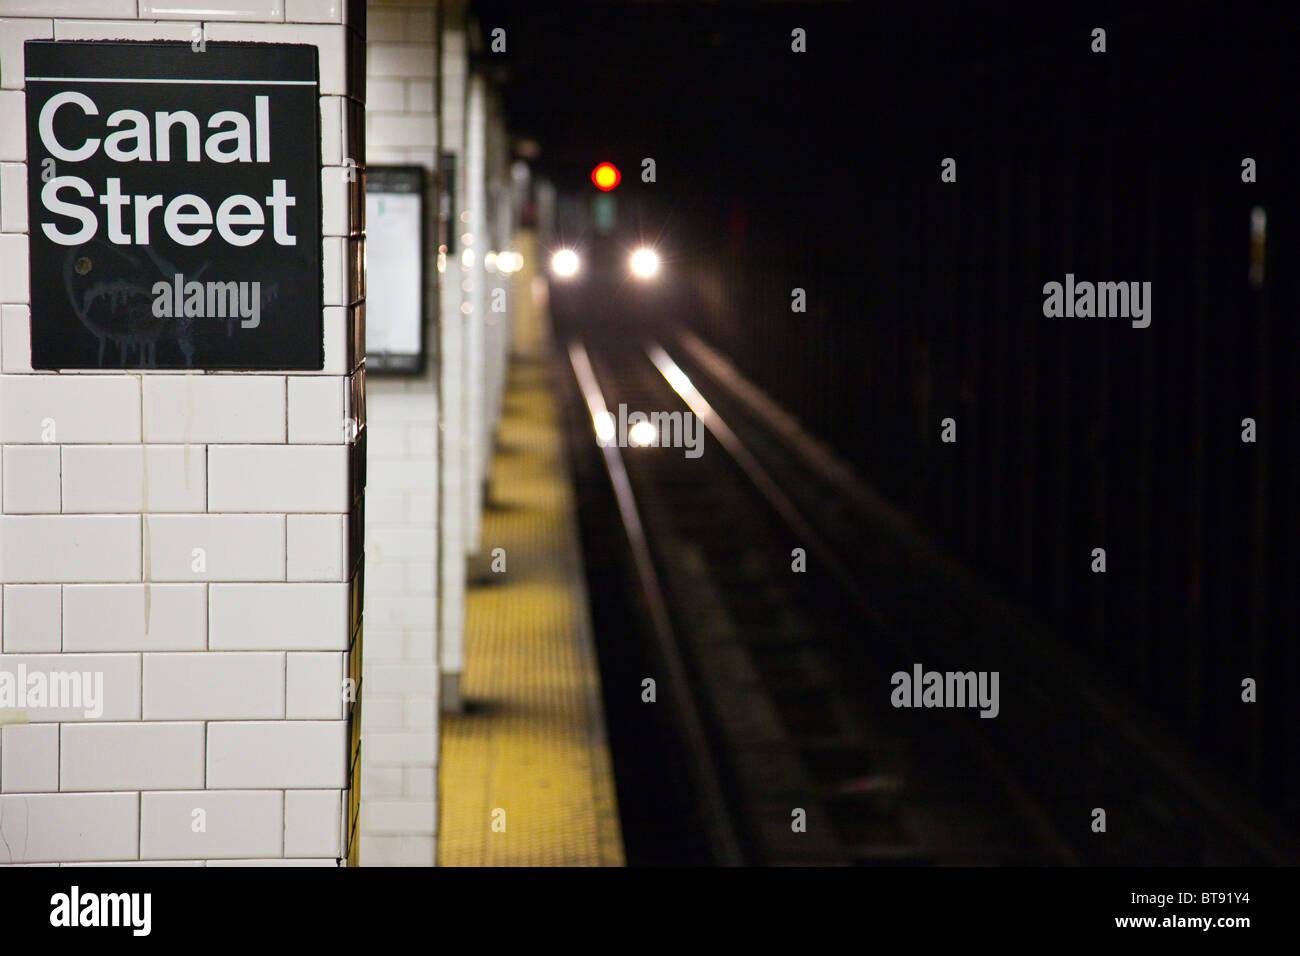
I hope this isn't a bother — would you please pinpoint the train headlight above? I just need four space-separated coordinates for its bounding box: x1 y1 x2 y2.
628 419 658 446
629 247 659 279
550 249 580 279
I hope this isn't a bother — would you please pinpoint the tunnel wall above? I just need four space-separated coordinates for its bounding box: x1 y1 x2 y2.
678 23 1299 816
0 0 365 864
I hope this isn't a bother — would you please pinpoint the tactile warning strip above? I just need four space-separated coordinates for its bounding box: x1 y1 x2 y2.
437 355 625 866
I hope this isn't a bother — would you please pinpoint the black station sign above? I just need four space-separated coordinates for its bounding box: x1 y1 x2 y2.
24 41 322 370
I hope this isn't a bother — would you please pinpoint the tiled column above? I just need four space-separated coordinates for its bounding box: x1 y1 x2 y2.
358 0 440 866
0 0 365 866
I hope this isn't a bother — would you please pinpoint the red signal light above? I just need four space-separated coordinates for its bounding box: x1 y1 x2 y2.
591 162 620 191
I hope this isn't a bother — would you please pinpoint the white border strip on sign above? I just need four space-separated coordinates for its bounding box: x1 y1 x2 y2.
25 77 316 85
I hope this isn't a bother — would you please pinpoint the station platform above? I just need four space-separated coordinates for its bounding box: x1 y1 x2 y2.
436 310 625 866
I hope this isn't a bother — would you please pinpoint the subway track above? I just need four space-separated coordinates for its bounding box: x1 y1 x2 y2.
554 312 1297 867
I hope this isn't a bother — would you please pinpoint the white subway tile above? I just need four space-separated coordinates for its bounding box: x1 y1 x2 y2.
364 525 432 560
401 696 435 732
365 77 403 110
145 514 284 582
403 766 436 798
321 173 349 236
359 800 434 835
208 445 349 512
288 376 347 443
358 695 402 732
60 722 204 791
0 792 138 863
359 732 436 767
63 584 205 652
366 8 403 42
363 146 407 167
64 859 203 867
367 43 434 79
141 790 282 860
361 764 402 797
0 2 135 16
359 628 401 661
0 233 27 299
405 561 435 595
407 493 434 522
1 444 59 513
1 583 59 652
209 583 348 650
367 662 435 695
207 720 346 788
62 445 206 514
203 22 344 94
143 652 284 720
367 597 433 632
141 0 284 20
406 79 434 113
0 91 22 163
0 305 31 373
363 492 403 526
1 162 26 232
320 96 342 165
0 375 140 443
369 113 434 149
286 0 344 23
206 857 335 866
0 723 57 792
323 236 346 305
286 513 346 581
0 18 53 90
355 834 434 866
142 375 284 444
0 516 140 583
286 652 341 719
0 652 139 722
322 306 348 375
54 19 199 41
284 788 341 857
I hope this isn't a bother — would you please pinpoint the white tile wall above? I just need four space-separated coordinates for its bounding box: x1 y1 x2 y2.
0 3 360 865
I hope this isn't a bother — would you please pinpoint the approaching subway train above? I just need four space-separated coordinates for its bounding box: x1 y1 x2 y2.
542 170 681 333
